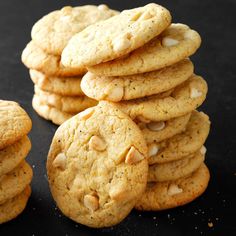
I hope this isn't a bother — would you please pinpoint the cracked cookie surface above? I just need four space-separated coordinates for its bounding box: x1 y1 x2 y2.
47 101 148 228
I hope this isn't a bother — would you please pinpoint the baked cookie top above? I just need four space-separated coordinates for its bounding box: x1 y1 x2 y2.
81 59 193 102
135 163 210 211
88 23 201 76
112 75 207 122
62 3 171 68
47 101 148 227
31 5 119 55
22 41 86 77
149 111 210 164
30 70 84 96
0 100 32 150
0 136 31 177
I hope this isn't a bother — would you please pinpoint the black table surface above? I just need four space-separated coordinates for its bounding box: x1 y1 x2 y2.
0 0 236 235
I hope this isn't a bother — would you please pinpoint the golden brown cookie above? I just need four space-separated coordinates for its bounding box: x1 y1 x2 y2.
47 101 148 228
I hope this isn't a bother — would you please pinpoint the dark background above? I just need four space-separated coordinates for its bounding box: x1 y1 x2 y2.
0 0 236 235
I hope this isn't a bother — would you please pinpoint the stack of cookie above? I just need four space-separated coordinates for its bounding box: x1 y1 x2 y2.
62 3 211 212
21 5 118 125
0 100 33 224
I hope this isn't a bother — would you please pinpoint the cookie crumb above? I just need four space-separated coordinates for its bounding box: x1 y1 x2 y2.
208 222 213 228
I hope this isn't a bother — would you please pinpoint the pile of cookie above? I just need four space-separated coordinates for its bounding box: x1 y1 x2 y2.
61 3 211 212
0 100 33 224
21 5 118 125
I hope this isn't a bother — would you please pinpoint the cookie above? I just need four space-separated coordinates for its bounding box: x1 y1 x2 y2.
32 95 73 125
62 3 171 68
0 161 33 204
88 23 201 76
0 100 32 150
47 101 148 228
0 136 31 177
112 75 207 122
149 111 210 165
0 186 31 224
139 113 191 144
148 151 205 182
32 5 119 56
22 41 86 77
34 86 97 113
30 69 84 96
81 59 193 102
135 163 210 211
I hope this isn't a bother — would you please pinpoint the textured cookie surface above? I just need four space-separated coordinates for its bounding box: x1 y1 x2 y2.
22 41 86 77
135 163 210 211
47 101 148 228
34 86 97 113
0 136 31 177
0 186 31 224
148 151 205 182
32 5 119 55
89 23 201 76
139 113 191 145
149 111 210 164
112 75 207 122
30 70 84 96
0 100 32 150
62 3 171 68
32 95 73 125
81 59 193 101
0 161 33 204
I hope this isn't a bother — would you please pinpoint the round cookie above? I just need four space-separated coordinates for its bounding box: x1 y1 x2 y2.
32 5 119 56
21 41 86 77
30 70 84 96
62 3 171 68
32 95 73 125
88 23 201 76
0 100 32 150
47 101 148 228
0 136 31 177
112 75 207 122
149 111 210 165
34 86 97 113
138 113 191 145
81 59 193 102
148 151 205 182
0 161 33 204
0 186 31 224
135 163 210 211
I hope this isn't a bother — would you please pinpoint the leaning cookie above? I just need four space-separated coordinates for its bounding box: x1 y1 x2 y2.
0 100 32 150
0 186 31 224
32 5 119 56
111 75 207 123
81 59 193 101
135 163 210 211
62 3 171 68
47 101 148 228
88 23 201 76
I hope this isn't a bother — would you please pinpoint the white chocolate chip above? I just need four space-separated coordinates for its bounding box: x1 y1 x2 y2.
200 146 207 155
60 15 71 21
137 116 151 123
168 184 183 196
61 6 72 15
184 30 193 39
78 107 94 120
139 11 153 20
106 85 124 102
125 146 145 164
147 121 165 131
190 88 202 98
89 135 106 151
109 184 126 201
98 4 109 10
113 34 131 52
148 143 159 157
84 194 99 211
162 37 179 47
53 153 67 170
